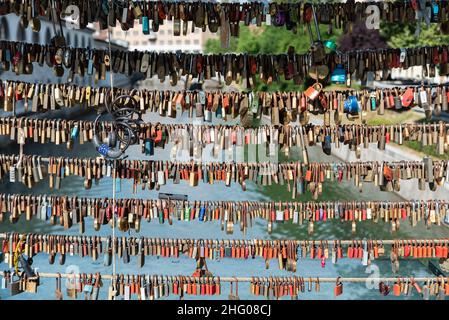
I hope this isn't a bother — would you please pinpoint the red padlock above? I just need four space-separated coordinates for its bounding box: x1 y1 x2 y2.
334 277 343 297
401 88 414 107
304 83 323 101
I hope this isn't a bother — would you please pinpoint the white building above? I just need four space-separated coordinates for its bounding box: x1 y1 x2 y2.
108 20 215 52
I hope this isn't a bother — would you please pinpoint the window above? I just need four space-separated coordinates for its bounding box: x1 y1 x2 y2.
193 39 200 45
134 41 139 46
168 40 173 45
133 30 138 36
185 40 191 45
176 40 181 45
159 30 165 35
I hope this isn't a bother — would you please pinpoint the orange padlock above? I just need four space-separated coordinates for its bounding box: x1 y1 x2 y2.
305 169 313 182
304 83 323 101
334 276 343 297
347 243 354 259
152 126 163 143
401 88 414 107
393 279 401 296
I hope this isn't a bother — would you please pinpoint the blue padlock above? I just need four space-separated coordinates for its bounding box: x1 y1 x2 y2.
71 125 79 139
142 16 149 35
344 96 360 115
330 64 346 84
145 139 154 156
215 105 223 118
199 206 206 221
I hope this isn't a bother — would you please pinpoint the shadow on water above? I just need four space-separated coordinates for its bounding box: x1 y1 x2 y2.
0 130 448 299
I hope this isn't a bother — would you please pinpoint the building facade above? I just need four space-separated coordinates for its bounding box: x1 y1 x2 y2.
0 14 128 50
108 20 215 52
0 14 131 88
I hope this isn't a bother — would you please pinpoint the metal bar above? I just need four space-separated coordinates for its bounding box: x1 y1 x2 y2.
1 154 439 166
0 193 444 208
1 272 443 283
3 116 449 131
1 232 449 246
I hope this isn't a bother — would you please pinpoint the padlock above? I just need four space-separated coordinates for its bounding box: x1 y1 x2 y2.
393 280 401 296
54 87 64 106
9 273 24 296
157 170 166 185
304 83 323 101
401 88 414 107
330 64 346 84
310 42 326 64
189 171 198 187
344 96 360 115
334 276 343 297
204 109 212 122
25 276 39 293
142 16 150 34
306 5 326 64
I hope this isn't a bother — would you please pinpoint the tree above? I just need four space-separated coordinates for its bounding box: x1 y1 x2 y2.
381 22 449 48
205 24 341 92
338 22 389 52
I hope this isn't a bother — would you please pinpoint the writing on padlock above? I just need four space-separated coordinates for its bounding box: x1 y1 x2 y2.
304 83 323 101
330 64 346 84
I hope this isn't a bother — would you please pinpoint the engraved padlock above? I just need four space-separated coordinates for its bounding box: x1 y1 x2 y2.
54 86 64 106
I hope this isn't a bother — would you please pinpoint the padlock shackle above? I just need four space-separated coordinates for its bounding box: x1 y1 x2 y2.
311 5 321 41
306 22 314 46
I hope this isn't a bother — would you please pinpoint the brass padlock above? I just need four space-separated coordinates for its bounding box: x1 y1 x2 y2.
25 276 39 293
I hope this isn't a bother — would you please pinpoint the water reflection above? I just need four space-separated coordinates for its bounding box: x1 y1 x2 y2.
0 115 447 300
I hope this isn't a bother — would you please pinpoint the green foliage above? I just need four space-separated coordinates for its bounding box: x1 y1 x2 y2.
206 24 340 56
205 25 341 92
404 141 449 160
381 22 449 48
204 17 449 92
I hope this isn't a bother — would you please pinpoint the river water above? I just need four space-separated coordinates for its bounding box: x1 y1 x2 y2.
0 109 448 300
